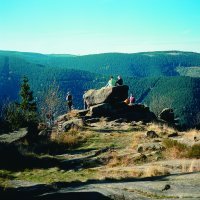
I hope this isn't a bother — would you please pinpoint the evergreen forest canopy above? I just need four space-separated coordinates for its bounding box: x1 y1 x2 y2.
0 50 200 128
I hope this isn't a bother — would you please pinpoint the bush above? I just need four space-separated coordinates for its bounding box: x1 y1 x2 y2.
52 130 85 148
162 139 189 159
2 103 25 131
187 144 200 158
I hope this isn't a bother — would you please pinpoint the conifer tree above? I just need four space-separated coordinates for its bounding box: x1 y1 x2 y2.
20 76 37 112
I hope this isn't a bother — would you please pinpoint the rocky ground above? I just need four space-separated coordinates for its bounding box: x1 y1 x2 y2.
0 117 200 199
0 85 200 199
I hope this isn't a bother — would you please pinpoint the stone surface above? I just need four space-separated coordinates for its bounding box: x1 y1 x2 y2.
159 108 175 123
0 128 28 144
89 103 156 123
3 172 200 199
146 131 159 138
137 142 164 153
62 118 85 131
84 85 129 107
168 132 178 137
57 114 69 122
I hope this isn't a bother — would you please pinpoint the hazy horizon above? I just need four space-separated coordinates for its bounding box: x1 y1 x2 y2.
1 49 200 56
1 0 200 55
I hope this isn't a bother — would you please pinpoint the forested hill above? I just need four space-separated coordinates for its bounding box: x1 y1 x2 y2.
1 50 200 77
1 50 200 128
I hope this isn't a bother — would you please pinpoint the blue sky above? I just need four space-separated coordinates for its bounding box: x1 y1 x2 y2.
0 0 200 55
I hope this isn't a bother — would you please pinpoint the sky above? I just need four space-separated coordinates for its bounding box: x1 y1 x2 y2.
0 0 200 55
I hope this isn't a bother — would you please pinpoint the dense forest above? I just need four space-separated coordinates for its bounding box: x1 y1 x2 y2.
0 50 200 128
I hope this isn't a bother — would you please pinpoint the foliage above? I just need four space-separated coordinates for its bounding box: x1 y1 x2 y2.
19 76 37 112
52 129 87 149
162 139 189 159
1 102 24 131
0 77 38 136
38 80 63 126
187 144 200 158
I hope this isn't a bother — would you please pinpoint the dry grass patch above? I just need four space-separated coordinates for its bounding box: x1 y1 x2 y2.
51 129 88 148
184 129 200 140
144 165 170 177
162 139 189 159
147 123 176 137
187 144 200 158
102 165 170 179
132 132 145 149
106 152 136 168
99 168 143 179
181 159 200 173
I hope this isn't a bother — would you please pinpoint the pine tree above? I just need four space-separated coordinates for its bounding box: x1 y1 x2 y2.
20 76 37 112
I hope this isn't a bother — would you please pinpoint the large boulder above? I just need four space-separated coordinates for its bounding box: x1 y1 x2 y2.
84 85 129 107
89 102 129 117
159 108 175 123
62 118 85 132
89 102 156 122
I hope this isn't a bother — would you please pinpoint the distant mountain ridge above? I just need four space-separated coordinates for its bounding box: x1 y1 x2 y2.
1 50 200 77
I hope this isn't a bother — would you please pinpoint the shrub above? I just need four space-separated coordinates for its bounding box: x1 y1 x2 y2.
187 144 200 158
2 103 25 130
162 139 189 159
52 130 85 148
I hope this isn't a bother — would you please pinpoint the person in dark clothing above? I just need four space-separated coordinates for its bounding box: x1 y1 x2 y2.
83 91 88 109
66 92 73 111
116 75 123 86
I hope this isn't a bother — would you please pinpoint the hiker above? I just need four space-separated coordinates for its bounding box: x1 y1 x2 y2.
83 91 88 109
129 93 135 105
116 75 123 86
66 92 73 111
105 76 116 87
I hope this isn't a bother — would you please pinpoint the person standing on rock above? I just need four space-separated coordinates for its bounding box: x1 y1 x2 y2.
116 75 123 86
106 76 116 87
83 91 88 110
66 92 73 112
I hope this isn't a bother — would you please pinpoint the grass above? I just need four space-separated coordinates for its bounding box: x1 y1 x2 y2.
144 165 170 177
132 132 145 149
79 130 133 150
187 144 200 158
0 168 101 186
1 119 199 189
147 123 176 137
106 152 135 167
162 139 200 159
51 129 89 149
183 129 200 140
181 159 200 173
162 139 189 159
0 170 15 188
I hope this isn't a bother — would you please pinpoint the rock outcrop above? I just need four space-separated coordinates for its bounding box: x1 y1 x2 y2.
0 128 28 144
84 85 129 107
89 102 156 122
56 85 157 132
159 108 175 123
83 85 156 122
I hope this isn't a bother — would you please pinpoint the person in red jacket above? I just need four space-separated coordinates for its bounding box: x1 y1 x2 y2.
129 94 135 105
